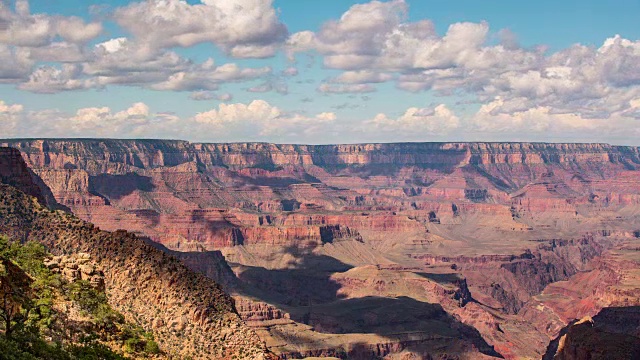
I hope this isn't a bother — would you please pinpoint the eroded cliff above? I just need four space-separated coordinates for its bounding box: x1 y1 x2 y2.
3 139 640 359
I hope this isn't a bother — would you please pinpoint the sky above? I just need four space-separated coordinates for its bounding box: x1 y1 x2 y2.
1 0 640 144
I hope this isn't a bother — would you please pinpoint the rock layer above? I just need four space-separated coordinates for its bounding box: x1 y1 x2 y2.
3 139 640 359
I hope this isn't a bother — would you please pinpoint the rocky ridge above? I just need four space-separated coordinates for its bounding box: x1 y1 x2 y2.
0 147 272 359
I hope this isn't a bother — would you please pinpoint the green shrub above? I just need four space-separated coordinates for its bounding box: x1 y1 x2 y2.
65 280 107 315
144 339 161 354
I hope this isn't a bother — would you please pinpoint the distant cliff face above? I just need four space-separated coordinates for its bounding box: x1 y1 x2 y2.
3 139 640 250
4 139 638 171
3 139 640 359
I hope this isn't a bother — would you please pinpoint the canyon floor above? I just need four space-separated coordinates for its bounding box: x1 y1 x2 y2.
3 139 640 359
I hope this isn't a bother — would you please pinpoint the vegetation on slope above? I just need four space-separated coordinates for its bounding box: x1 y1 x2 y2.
0 235 160 359
0 177 269 359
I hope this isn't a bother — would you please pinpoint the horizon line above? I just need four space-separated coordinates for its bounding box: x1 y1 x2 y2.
0 138 632 147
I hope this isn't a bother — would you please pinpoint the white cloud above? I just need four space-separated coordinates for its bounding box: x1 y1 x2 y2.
0 45 33 80
330 70 393 84
12 37 272 93
365 104 460 136
4 97 640 144
0 100 23 136
189 91 234 102
18 64 95 93
27 42 87 63
470 96 640 138
59 103 151 135
150 60 271 91
0 101 23 114
194 100 282 126
10 102 173 138
318 84 376 94
84 37 189 84
187 100 338 141
0 99 338 142
113 0 287 58
285 0 640 134
0 2 102 46
55 17 103 44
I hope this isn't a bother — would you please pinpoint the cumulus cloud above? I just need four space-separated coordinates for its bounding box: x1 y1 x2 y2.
18 64 96 93
0 45 33 80
0 101 23 114
10 36 272 93
364 104 460 138
0 100 339 143
193 100 336 139
285 0 640 135
4 101 180 138
329 70 393 84
0 100 24 136
5 96 640 143
3 0 640 143
469 96 640 140
113 0 288 58
287 0 536 87
150 59 271 91
246 78 288 94
194 100 281 125
0 1 101 87
82 37 190 87
27 42 87 63
0 2 102 46
49 103 147 136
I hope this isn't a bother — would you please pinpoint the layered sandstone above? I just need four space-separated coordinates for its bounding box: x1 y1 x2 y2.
3 139 640 359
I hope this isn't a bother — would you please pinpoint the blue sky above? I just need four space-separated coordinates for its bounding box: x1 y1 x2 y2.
1 0 640 144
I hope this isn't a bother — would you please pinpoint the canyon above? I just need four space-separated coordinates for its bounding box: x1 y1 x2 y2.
1 139 640 359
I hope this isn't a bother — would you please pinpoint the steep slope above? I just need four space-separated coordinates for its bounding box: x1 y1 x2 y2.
543 307 640 360
0 147 272 359
0 147 49 206
0 238 160 359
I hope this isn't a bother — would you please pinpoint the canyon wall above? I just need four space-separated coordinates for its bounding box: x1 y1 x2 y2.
3 139 640 359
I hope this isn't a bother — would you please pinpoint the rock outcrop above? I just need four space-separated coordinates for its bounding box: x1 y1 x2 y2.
543 307 640 360
45 252 106 290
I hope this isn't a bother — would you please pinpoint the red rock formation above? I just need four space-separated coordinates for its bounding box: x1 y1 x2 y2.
542 307 640 360
3 139 640 359
0 147 49 205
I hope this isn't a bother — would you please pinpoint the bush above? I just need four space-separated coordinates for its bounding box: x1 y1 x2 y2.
93 303 124 331
0 235 160 359
65 280 107 315
124 337 144 353
67 342 126 360
145 339 161 354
